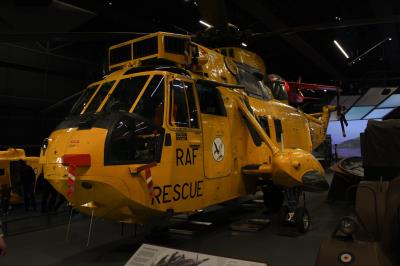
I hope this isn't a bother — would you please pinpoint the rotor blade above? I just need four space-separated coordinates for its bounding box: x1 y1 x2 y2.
197 0 228 30
41 89 84 113
287 82 337 91
0 31 149 42
252 15 400 39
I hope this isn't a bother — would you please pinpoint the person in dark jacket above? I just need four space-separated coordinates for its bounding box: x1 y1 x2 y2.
19 160 36 211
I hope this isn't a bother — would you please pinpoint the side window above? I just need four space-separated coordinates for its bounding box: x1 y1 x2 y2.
169 80 199 128
170 80 189 127
134 75 165 126
274 118 283 142
185 83 199 128
196 82 227 116
85 81 115 113
259 116 270 137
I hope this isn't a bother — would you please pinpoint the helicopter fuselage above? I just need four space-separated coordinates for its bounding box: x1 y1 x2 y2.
41 70 327 223
40 32 331 223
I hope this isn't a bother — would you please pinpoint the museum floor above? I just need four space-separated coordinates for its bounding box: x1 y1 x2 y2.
1 172 349 266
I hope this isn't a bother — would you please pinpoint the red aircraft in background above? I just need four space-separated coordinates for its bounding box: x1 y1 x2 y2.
266 74 348 136
265 74 337 107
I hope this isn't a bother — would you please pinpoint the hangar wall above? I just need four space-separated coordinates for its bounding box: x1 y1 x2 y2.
0 43 98 154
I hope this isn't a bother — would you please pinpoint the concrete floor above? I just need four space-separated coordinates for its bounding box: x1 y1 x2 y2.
0 173 350 266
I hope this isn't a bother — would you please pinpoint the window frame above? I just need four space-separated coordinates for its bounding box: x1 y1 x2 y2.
82 80 117 114
101 75 151 114
79 82 101 114
130 74 166 127
195 81 227 117
81 72 167 115
96 73 151 113
167 76 201 132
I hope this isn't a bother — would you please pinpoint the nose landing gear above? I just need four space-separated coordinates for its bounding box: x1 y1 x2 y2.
278 188 310 234
262 184 310 234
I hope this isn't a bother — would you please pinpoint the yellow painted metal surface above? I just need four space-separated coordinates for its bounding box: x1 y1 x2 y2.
41 32 335 223
0 148 42 204
215 47 266 75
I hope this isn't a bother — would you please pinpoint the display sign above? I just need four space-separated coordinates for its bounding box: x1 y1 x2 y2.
125 243 267 266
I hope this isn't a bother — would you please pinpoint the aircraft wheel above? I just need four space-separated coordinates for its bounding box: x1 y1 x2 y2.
262 186 284 212
278 205 290 226
295 207 310 233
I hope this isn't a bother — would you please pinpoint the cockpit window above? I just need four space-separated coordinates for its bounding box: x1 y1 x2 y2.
69 85 98 115
170 80 189 127
104 114 164 165
185 83 199 128
102 75 149 113
169 80 199 128
133 75 165 126
85 81 115 113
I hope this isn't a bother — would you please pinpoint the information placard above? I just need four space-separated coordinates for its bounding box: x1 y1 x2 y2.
125 243 267 266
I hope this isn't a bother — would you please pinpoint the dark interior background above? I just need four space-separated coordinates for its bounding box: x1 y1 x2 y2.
0 0 399 155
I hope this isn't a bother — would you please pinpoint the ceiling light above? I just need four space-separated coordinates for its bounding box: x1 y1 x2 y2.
334 40 349 59
241 42 247 47
389 37 392 41
199 20 212 28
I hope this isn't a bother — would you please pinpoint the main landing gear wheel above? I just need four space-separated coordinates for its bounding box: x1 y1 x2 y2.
262 185 284 213
278 206 310 234
278 205 290 225
294 206 310 233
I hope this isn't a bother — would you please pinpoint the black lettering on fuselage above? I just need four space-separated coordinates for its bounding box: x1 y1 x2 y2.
185 149 192 165
152 187 162 205
197 180 203 197
192 147 198 165
176 148 184 166
189 182 196 198
182 183 189 199
163 185 172 203
152 181 204 205
176 147 198 166
173 184 181 201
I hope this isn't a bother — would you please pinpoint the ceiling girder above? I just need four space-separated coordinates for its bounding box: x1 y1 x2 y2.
233 0 344 80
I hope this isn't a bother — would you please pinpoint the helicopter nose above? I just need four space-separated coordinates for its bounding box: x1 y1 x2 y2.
302 171 329 192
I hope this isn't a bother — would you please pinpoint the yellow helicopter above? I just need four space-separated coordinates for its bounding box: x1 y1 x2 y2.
0 148 42 204
39 31 338 233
